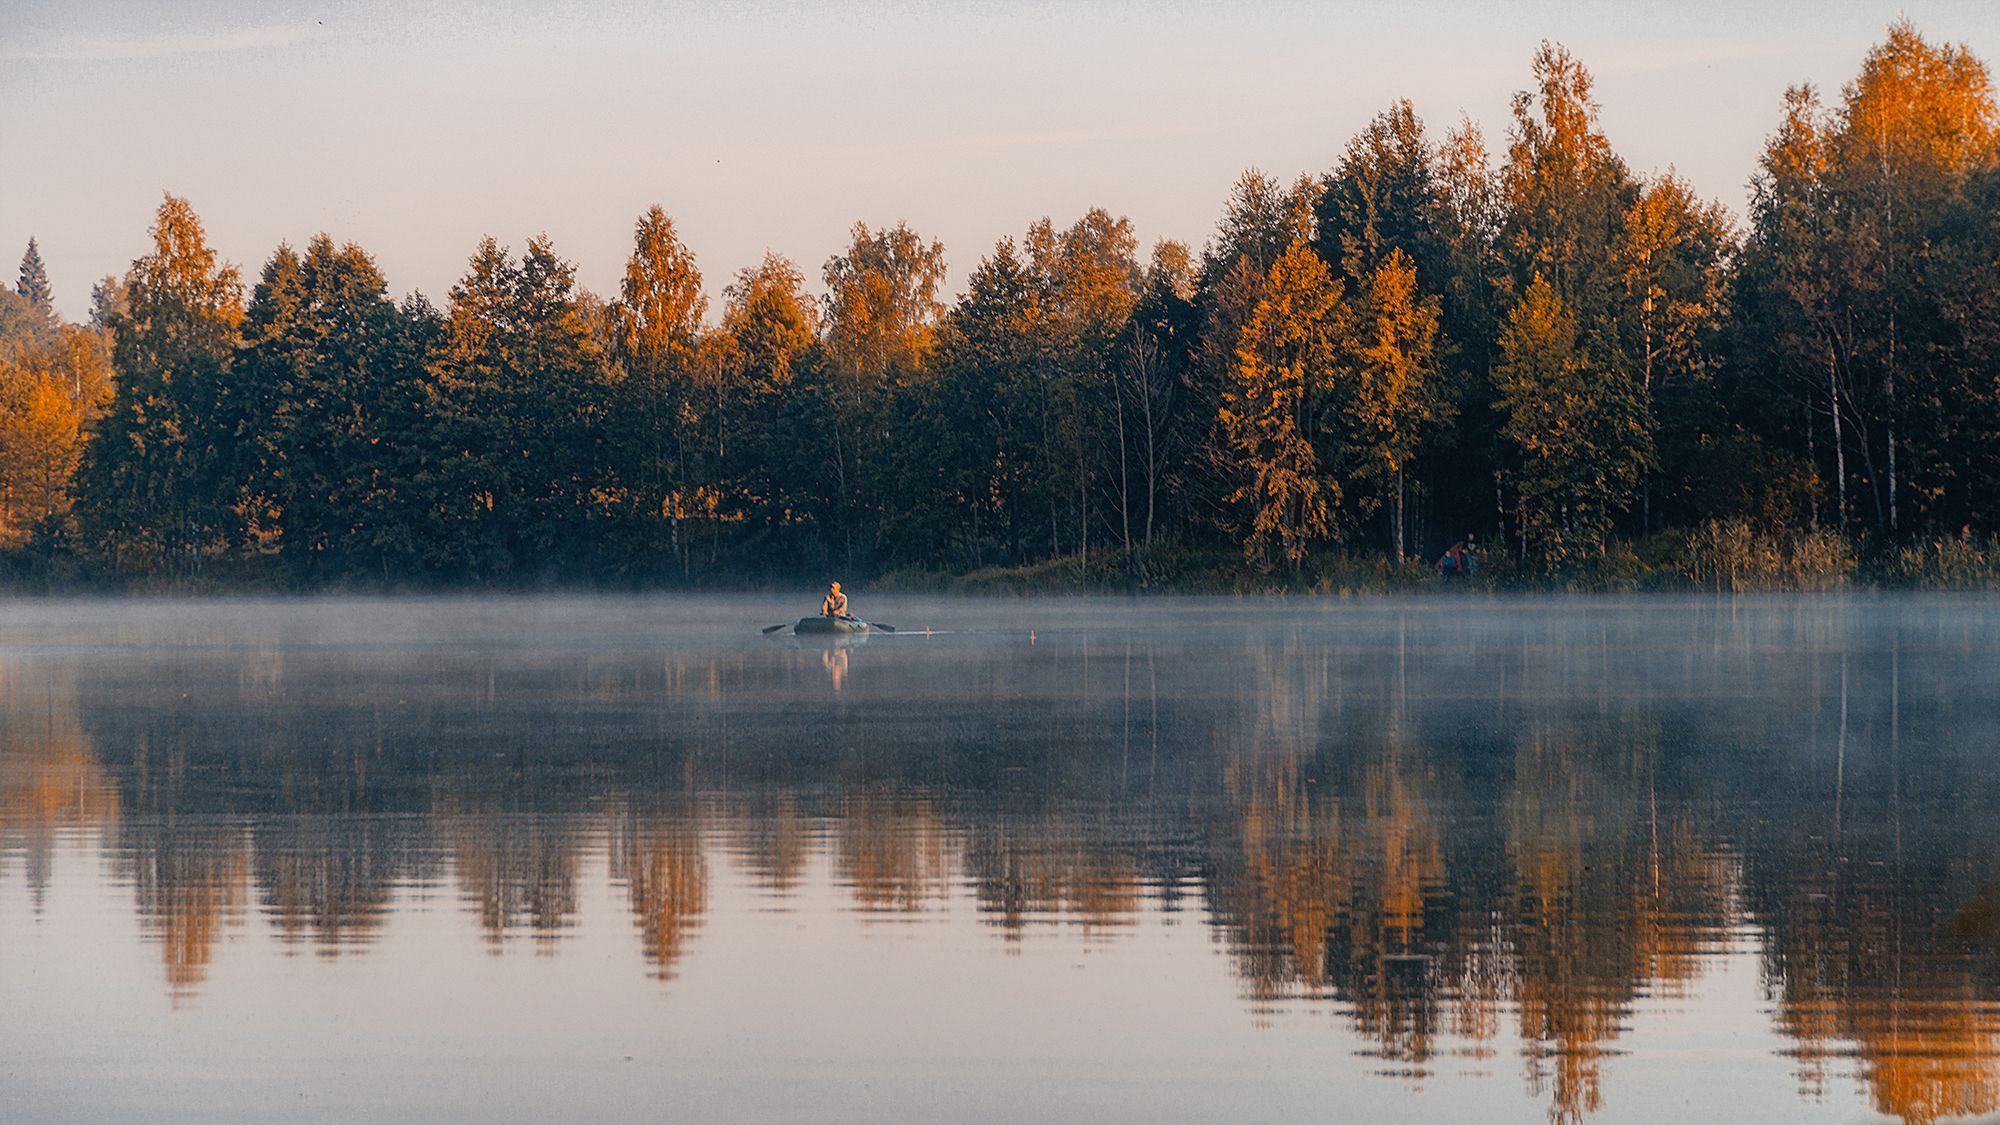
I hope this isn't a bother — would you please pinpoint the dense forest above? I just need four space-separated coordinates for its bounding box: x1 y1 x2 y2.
4 22 2000 590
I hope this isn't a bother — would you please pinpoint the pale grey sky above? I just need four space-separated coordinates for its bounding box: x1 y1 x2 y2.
5 1 1998 323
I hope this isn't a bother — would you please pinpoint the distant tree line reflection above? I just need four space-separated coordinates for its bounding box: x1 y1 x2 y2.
2 611 1998 1123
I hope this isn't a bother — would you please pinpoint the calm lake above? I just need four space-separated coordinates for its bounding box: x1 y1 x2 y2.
3 595 1997 1124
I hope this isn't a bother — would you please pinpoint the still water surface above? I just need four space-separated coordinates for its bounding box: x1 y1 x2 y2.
3 596 1998 1124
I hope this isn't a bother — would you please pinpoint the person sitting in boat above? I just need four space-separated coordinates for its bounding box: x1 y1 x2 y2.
822 581 850 618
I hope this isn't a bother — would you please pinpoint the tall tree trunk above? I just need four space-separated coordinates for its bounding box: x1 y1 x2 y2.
669 494 682 578
1077 446 1088 582
1642 312 1655 536
1879 133 1899 537
1827 339 1846 530
1143 406 1157 546
1886 313 1899 535
1392 468 1405 564
1115 379 1131 555
1041 362 1058 559
830 411 851 572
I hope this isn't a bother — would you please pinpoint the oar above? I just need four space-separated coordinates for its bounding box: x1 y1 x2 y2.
761 622 793 635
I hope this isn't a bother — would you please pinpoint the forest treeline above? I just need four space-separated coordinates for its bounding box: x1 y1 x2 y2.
5 22 2000 590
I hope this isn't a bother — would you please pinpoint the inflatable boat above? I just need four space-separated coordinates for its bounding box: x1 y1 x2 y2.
791 615 875 636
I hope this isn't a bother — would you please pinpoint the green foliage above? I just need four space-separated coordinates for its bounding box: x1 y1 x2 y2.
818 221 948 570
76 195 245 575
419 235 609 580
1314 100 1446 289
1221 239 1348 567
1498 42 1635 327
233 235 432 580
1617 175 1733 530
1494 276 1650 571
1206 170 1308 281
904 240 1040 569
1337 249 1451 560
1735 21 2000 539
604 207 709 576
717 253 824 562
1110 241 1201 549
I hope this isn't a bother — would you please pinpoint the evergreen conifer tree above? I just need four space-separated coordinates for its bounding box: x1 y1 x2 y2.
17 238 53 318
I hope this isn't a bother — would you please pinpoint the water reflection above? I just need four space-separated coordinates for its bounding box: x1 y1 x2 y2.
0 667 119 905
609 800 708 978
728 791 808 895
255 815 405 952
3 598 1999 1123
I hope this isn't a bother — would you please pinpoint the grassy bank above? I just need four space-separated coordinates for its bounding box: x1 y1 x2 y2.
874 525 2000 596
8 524 2000 596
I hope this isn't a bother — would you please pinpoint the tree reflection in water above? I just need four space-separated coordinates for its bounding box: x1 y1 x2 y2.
2 599 1998 1122
609 798 708 980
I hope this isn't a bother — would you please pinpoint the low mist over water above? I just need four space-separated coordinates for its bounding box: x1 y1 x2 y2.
4 595 1999 1123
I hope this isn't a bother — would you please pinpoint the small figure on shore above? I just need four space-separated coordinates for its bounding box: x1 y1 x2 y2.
822 581 850 618
1438 534 1479 579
